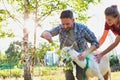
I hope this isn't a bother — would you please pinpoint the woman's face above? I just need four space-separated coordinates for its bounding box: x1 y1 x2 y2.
105 15 118 26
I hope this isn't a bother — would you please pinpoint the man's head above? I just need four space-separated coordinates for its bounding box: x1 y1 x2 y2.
60 10 74 31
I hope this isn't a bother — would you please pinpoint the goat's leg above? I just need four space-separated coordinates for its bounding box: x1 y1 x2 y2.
103 71 109 80
96 72 104 80
90 64 104 80
98 71 109 80
91 66 104 80
103 70 111 80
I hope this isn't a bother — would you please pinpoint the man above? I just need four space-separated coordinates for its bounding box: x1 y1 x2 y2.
41 10 99 80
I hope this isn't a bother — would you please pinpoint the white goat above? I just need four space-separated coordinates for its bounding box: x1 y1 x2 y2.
63 44 111 80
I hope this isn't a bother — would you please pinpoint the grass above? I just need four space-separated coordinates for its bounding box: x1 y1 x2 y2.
0 71 120 80
0 66 120 80
111 71 120 80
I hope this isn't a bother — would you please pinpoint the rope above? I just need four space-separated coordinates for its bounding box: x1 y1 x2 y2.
82 57 90 80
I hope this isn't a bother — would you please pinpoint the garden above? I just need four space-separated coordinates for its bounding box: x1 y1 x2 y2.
0 0 120 80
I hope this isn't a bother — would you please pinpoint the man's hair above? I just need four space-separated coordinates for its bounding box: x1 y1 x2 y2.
60 10 73 19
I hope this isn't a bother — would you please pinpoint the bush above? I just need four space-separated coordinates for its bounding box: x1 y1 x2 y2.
109 55 120 72
109 55 119 67
0 70 10 79
11 68 22 78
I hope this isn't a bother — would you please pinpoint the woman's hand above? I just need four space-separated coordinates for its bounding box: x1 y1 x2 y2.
94 53 103 63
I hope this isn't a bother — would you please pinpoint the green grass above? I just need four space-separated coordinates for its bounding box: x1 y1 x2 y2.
111 71 120 80
0 72 120 80
0 66 120 80
39 71 120 80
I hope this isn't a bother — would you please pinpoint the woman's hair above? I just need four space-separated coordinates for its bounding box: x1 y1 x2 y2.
105 5 120 18
60 10 73 19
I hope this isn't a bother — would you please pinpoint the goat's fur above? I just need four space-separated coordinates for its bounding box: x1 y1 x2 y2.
63 45 111 80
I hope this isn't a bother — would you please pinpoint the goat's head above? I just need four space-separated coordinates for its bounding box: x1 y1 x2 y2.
62 42 77 53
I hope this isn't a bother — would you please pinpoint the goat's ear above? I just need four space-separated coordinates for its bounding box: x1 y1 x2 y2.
71 42 77 49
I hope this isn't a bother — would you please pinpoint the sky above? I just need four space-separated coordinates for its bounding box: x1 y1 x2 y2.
0 0 120 56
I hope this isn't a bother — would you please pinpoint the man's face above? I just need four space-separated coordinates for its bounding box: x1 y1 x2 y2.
61 18 74 31
106 15 118 26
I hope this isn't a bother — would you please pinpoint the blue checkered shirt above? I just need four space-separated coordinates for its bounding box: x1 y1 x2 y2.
48 22 99 52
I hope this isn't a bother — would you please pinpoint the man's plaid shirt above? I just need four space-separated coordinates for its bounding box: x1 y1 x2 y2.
48 22 99 52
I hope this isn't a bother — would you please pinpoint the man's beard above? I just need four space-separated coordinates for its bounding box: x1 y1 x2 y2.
63 26 73 32
64 28 72 31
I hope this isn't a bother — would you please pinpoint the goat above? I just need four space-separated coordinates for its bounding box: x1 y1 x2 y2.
62 43 111 80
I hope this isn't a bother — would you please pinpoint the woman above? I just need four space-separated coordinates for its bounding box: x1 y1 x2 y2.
96 5 120 63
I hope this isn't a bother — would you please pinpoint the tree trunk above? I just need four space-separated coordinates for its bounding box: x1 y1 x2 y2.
23 0 32 80
31 0 38 75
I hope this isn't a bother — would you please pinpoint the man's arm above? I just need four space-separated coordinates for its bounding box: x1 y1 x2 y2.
84 45 97 56
41 31 52 43
78 26 99 60
78 45 97 61
41 25 61 43
84 26 99 49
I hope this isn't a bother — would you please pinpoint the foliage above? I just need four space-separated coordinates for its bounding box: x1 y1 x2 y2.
0 53 7 64
5 41 23 64
3 41 60 69
3 40 33 69
67 0 100 23
11 67 22 78
0 9 6 22
39 66 62 75
36 42 51 59
109 55 120 72
0 68 22 79
0 0 101 38
0 70 9 79
35 42 59 65
0 8 15 37
0 63 15 70
109 55 119 67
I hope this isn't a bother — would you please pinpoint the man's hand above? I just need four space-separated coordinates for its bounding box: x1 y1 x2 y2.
41 31 52 43
78 52 86 61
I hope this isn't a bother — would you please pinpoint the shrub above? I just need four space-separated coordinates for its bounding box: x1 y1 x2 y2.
11 68 22 78
0 70 10 79
109 55 119 67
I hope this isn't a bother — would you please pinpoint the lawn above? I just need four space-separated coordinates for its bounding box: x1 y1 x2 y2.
111 71 120 80
39 71 120 80
0 71 120 80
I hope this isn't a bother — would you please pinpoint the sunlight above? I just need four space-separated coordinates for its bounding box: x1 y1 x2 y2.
0 0 120 55
24 18 35 33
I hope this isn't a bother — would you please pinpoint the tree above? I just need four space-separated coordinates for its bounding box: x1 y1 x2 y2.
0 0 101 79
23 0 32 80
0 9 14 38
5 41 22 63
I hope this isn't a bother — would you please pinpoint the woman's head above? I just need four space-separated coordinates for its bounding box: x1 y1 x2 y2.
105 5 120 26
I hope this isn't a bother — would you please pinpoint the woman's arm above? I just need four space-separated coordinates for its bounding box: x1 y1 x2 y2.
95 35 120 63
99 30 109 46
84 30 109 57
100 35 120 57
